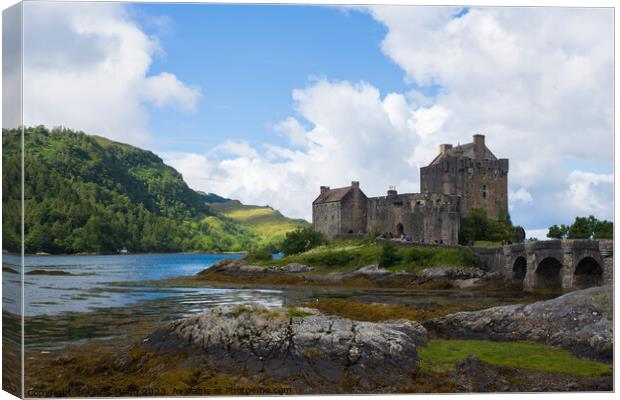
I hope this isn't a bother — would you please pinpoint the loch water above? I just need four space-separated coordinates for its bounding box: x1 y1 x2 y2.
2 253 544 350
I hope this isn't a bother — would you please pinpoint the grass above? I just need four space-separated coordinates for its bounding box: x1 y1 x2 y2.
473 241 503 248
286 308 314 318
267 239 480 273
209 201 310 248
418 340 612 377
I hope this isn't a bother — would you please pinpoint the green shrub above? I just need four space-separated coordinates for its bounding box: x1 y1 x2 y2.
379 241 400 268
280 227 326 255
404 247 434 265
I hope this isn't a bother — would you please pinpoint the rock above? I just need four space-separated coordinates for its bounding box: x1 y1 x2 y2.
145 305 427 393
450 356 611 392
2 266 18 274
197 257 235 275
419 266 487 280
238 265 268 273
451 278 485 289
278 263 313 273
350 264 390 275
426 286 612 360
25 269 73 276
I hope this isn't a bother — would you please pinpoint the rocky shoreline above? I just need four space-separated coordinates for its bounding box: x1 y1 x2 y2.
23 285 613 395
426 285 613 361
131 286 612 393
143 305 427 393
197 257 510 290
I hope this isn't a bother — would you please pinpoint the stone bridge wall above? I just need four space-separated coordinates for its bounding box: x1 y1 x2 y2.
474 240 613 292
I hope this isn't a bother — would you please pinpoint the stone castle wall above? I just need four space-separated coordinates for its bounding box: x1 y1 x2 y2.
312 202 341 239
366 192 460 245
342 184 368 234
420 156 508 219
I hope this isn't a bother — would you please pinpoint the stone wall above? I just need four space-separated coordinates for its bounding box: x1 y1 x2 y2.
366 192 460 245
421 156 508 220
312 202 341 239
340 184 367 234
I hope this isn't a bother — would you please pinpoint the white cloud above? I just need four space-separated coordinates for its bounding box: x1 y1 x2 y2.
526 228 550 241
411 104 450 139
369 7 613 177
22 2 200 146
509 187 533 206
565 171 614 219
273 117 310 147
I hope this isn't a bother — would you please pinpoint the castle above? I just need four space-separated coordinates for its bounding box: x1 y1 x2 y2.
312 134 509 245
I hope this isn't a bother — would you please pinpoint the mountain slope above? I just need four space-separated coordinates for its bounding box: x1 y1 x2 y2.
209 200 311 248
2 126 306 254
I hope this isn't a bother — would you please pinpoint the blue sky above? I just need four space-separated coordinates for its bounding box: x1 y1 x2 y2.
135 4 409 153
22 2 614 237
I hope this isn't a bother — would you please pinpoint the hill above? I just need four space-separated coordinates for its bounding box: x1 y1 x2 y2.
2 126 306 254
209 200 310 249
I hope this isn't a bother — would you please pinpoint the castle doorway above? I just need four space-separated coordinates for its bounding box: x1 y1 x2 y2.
396 223 404 236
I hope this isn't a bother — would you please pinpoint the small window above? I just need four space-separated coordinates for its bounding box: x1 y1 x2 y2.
482 185 488 199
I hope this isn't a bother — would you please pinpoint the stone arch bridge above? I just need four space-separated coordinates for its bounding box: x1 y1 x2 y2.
474 239 613 292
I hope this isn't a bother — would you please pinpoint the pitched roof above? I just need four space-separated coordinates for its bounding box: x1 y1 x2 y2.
429 142 497 166
312 186 352 204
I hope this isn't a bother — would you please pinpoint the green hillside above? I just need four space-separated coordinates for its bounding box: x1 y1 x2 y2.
1 126 303 254
209 201 310 248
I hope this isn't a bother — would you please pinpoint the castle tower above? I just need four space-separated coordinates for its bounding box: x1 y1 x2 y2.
420 134 509 220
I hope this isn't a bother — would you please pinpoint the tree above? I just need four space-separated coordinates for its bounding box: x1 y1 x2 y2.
547 224 569 239
547 216 613 240
458 208 522 245
567 216 593 239
593 219 613 239
280 227 326 255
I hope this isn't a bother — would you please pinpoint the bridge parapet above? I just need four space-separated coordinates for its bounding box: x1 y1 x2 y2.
505 243 525 253
562 239 601 251
525 240 562 251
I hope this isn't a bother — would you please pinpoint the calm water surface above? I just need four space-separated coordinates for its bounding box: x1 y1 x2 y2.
3 253 544 350
3 253 286 316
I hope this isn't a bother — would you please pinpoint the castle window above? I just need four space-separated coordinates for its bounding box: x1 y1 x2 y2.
482 185 488 199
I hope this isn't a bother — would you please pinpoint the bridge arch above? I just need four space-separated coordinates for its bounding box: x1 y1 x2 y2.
573 256 603 289
534 256 563 291
512 256 527 282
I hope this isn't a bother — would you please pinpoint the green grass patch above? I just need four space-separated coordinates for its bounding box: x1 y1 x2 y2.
266 239 479 273
418 340 611 377
286 308 314 318
209 201 310 248
473 240 503 248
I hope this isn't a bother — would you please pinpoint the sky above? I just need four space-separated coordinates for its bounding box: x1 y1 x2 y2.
17 1 614 239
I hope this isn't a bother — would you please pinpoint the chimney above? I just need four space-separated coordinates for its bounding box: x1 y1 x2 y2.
439 144 452 154
473 134 485 159
351 181 360 189
387 185 397 198
320 186 330 194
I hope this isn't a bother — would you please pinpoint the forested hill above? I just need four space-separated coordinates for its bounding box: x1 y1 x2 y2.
2 126 307 254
